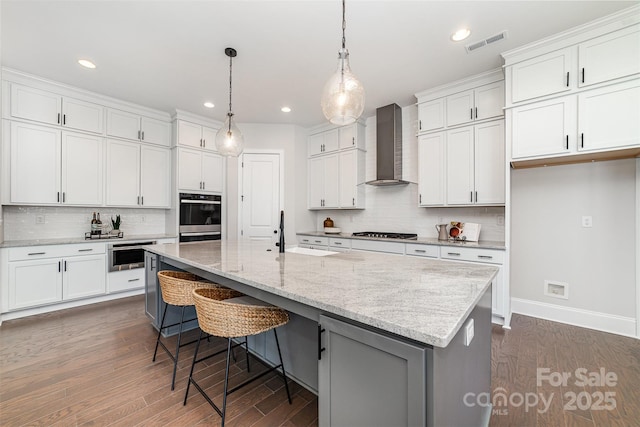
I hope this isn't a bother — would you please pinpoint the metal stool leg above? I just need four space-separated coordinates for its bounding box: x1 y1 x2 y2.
184 329 204 405
170 306 187 390
273 329 292 404
152 303 168 362
244 336 250 372
221 338 233 427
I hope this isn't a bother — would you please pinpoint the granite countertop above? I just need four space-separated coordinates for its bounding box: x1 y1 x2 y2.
145 240 498 348
0 234 177 248
297 231 506 250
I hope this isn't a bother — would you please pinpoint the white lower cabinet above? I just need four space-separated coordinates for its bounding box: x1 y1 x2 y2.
108 268 145 293
62 255 107 300
8 258 63 309
297 235 329 249
178 147 223 193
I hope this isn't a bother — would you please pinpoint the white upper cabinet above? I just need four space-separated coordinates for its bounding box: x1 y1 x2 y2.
61 132 103 206
578 24 640 88
107 109 170 146
140 145 171 207
509 47 573 104
308 129 339 156
446 82 504 127
417 133 445 206
177 147 223 193
338 123 365 150
338 149 365 208
105 139 141 206
417 99 444 133
176 120 219 152
201 152 223 193
446 127 474 204
10 84 103 134
308 154 339 209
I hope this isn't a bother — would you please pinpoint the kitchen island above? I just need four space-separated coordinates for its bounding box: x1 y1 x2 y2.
144 240 498 427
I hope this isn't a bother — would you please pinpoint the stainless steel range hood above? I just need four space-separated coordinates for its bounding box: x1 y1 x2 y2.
366 103 409 186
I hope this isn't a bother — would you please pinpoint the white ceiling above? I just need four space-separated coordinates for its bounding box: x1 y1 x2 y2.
1 1 635 127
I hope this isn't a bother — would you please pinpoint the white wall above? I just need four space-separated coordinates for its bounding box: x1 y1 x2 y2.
309 106 506 241
510 159 636 318
3 206 166 240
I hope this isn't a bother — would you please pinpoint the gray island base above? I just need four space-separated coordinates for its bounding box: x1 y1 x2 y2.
144 241 497 427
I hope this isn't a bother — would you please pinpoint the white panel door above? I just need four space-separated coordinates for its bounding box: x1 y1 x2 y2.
339 150 357 207
140 116 170 147
418 98 444 132
8 259 63 310
474 121 505 204
323 154 339 208
62 255 106 300
475 82 504 121
446 127 474 205
10 122 61 204
177 120 203 148
578 24 640 87
62 97 104 134
241 153 280 242
578 80 640 151
202 152 223 193
510 47 573 103
511 96 577 159
106 109 141 141
308 157 324 208
10 84 61 126
446 89 474 127
418 133 445 206
178 148 203 191
61 132 103 206
140 145 171 207
105 139 140 206
201 126 218 151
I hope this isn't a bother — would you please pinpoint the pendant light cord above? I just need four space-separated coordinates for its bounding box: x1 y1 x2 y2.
341 0 346 49
228 53 233 132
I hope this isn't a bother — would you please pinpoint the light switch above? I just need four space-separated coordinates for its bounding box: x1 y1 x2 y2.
464 318 474 346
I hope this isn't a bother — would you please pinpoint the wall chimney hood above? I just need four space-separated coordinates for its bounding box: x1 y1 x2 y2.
366 103 409 186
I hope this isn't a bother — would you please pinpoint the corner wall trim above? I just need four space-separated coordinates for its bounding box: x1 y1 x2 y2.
511 298 637 339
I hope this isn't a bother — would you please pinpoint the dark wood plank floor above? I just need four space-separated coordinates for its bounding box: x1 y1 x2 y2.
1 296 638 426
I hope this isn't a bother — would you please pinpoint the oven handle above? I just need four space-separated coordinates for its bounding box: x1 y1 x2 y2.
180 200 221 205
180 231 221 237
109 241 156 251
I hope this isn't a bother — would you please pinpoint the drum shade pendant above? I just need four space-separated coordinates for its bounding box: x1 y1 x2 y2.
215 47 244 157
321 0 365 125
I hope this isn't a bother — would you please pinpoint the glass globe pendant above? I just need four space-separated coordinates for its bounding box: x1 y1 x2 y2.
321 0 365 125
215 47 244 157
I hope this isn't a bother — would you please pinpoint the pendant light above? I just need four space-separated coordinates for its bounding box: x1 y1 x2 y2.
215 47 244 157
321 0 365 126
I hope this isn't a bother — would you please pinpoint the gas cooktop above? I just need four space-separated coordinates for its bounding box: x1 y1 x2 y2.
352 232 418 240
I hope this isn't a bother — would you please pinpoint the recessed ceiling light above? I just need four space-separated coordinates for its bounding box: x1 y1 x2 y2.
451 28 471 42
281 106 292 113
78 59 96 69
204 102 215 108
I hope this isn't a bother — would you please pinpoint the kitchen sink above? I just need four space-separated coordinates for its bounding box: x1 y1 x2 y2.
285 247 338 257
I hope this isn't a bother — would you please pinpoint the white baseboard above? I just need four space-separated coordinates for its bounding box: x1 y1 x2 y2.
511 297 638 339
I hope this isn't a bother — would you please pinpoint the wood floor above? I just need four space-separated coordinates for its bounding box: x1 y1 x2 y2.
0 296 638 426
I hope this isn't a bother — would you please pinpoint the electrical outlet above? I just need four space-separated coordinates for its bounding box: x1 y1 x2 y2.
140 215 146 223
35 215 45 224
544 280 569 299
497 215 505 226
582 216 592 228
464 318 475 346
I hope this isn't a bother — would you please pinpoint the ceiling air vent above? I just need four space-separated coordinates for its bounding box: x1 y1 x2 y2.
465 30 508 53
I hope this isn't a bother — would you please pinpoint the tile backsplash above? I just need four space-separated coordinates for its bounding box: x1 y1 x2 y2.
3 206 166 240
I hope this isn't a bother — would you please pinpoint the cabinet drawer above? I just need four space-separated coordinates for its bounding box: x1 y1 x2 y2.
440 246 504 264
351 239 405 254
9 243 106 261
329 238 351 249
108 268 145 293
405 243 438 258
298 236 329 246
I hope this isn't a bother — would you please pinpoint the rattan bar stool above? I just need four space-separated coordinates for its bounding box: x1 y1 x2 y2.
184 289 292 426
153 270 242 390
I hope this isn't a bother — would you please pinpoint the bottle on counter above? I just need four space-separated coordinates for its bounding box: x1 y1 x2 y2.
96 213 102 235
91 212 98 235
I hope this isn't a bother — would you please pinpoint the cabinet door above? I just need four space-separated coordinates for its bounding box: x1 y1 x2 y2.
474 121 505 204
338 124 356 149
201 126 219 151
323 154 339 208
140 145 171 207
446 89 474 127
339 150 357 207
418 133 445 206
62 255 106 300
510 47 573 103
178 148 204 191
308 157 324 208
202 152 223 193
475 82 504 121
61 132 103 206
10 122 61 204
140 117 170 147
323 129 339 153
105 140 140 206
418 98 445 132
107 109 141 141
308 133 324 156
10 84 61 126
511 96 577 159
8 259 63 310
177 120 203 148
318 315 426 427
446 127 474 205
578 80 640 152
62 97 104 134
579 24 640 87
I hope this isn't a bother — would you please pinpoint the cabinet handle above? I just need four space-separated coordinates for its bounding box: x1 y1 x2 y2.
419 120 422 130
202 182 205 190
318 324 326 360
57 192 60 202
78 248 93 252
141 196 144 205
137 196 140 204
314 240 322 244
150 257 156 269
566 135 569 150
447 252 461 256
64 261 67 272
478 255 493 259
28 252 46 256
352 137 355 145
470 191 473 203
474 107 478 119
58 261 61 272
128 278 140 282
582 68 585 83
62 192 66 203
581 133 584 148
475 191 478 203
415 249 426 253
352 197 355 206
202 139 206 148
63 114 66 125
141 131 145 141
57 113 61 124
419 194 422 204
566 72 569 87
302 239 310 243
470 108 473 120
137 130 141 140
334 242 342 245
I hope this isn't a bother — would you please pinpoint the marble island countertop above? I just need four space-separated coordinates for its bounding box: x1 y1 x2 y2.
145 240 498 348
297 231 506 250
0 234 177 248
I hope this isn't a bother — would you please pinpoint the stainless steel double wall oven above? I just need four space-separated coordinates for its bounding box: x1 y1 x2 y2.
179 193 222 242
